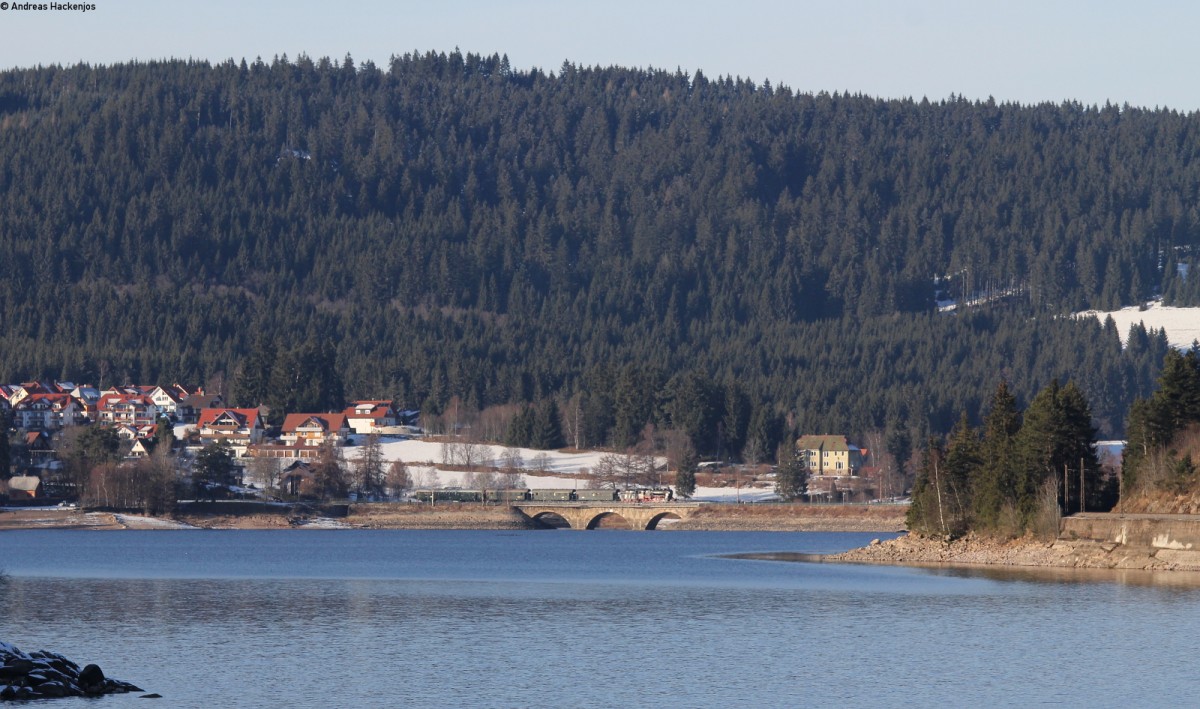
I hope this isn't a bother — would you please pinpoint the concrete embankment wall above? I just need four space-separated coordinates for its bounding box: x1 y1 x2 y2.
1062 513 1200 550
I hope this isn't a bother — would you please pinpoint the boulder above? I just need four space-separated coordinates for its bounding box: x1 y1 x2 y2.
0 643 144 700
78 664 106 694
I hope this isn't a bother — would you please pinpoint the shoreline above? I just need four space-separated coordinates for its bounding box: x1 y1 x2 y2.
823 530 1200 572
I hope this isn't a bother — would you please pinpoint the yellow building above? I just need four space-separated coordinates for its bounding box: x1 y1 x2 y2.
795 435 864 476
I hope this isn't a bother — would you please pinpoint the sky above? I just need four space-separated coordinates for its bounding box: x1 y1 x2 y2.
0 1 1196 112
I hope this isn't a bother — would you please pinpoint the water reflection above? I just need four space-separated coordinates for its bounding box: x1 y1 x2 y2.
918 562 1200 590
3 531 1199 708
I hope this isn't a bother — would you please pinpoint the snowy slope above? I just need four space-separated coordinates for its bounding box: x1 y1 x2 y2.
1077 300 1200 349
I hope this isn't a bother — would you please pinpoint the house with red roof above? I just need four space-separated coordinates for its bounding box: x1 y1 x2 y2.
145 384 204 417
176 393 224 425
197 408 266 454
12 393 79 430
342 401 399 434
97 392 161 427
280 413 350 447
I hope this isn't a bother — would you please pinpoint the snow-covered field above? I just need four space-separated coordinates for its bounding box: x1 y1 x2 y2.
357 436 777 503
1078 300 1200 349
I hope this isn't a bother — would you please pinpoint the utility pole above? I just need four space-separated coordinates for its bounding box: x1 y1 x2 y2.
1080 457 1085 514
1063 463 1069 514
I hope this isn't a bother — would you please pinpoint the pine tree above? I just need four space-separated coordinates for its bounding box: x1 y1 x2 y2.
972 382 1021 530
505 404 536 447
194 440 235 501
674 449 698 499
1016 379 1101 519
774 440 807 501
942 412 980 531
153 414 175 452
533 399 564 449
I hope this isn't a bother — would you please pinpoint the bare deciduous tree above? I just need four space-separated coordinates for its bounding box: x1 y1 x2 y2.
386 460 410 498
355 433 386 498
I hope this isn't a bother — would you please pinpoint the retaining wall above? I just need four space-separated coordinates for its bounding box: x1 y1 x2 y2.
1061 513 1200 550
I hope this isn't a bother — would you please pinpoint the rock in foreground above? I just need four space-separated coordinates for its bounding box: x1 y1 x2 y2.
0 641 143 700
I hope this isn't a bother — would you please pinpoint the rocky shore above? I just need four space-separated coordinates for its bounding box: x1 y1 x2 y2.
0 641 146 700
828 532 1200 571
669 504 907 532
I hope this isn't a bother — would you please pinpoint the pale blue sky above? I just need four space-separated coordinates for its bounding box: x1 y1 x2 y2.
0 0 1195 111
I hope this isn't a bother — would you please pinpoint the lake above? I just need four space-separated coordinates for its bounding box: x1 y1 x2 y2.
2 529 1199 708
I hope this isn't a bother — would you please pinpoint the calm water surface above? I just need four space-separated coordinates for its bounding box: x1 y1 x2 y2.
2 529 1199 708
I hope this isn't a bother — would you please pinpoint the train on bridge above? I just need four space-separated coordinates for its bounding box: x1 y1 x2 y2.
411 487 675 504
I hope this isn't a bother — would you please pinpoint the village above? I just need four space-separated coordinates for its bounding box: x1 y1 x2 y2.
0 379 898 511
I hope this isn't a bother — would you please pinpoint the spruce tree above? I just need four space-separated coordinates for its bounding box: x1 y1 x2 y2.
942 412 980 531
505 404 535 447
533 399 564 450
972 382 1021 530
674 449 697 499
773 440 807 501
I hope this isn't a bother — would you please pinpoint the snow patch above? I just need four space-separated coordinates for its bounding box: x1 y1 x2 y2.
1077 300 1200 350
113 514 198 529
296 517 351 529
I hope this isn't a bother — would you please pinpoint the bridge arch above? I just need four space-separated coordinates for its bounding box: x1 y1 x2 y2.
531 511 572 529
646 511 683 530
513 502 701 530
585 512 633 530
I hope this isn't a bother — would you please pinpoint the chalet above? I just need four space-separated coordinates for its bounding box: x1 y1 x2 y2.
280 413 350 447
8 381 62 408
97 393 160 427
279 460 314 497
795 435 864 476
148 386 183 415
69 386 101 423
197 408 266 454
24 431 53 456
140 384 203 416
128 439 152 458
177 394 224 425
12 393 79 430
114 423 156 441
342 401 399 434
0 385 19 410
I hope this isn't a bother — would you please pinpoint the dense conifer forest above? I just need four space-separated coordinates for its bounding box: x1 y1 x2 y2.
0 50 1195 455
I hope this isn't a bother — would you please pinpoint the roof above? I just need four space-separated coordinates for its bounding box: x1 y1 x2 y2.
343 401 395 420
198 408 262 429
16 393 76 410
180 394 224 408
282 413 347 433
795 435 854 452
7 475 42 492
98 393 154 410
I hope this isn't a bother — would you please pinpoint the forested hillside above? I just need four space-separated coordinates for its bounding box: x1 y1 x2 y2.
0 51 1195 451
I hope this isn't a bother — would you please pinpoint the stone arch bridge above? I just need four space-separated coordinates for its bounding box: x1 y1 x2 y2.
513 502 702 530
